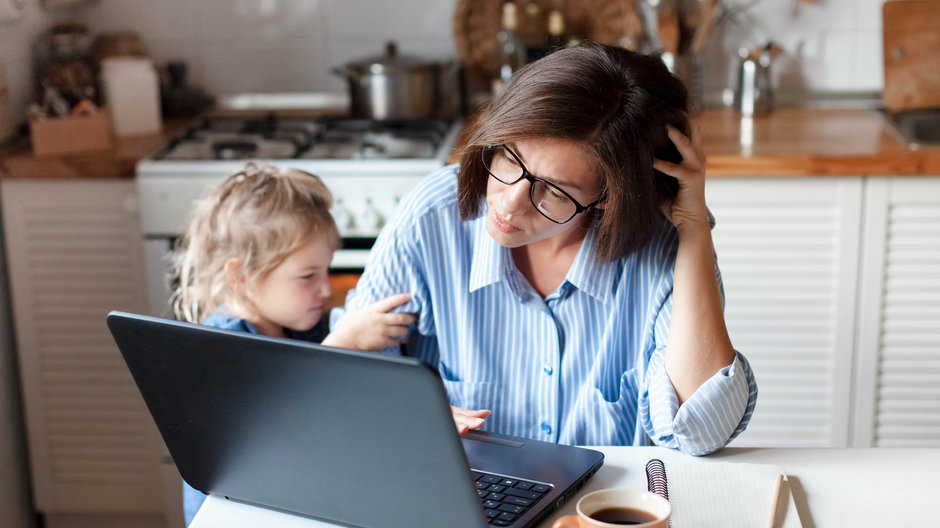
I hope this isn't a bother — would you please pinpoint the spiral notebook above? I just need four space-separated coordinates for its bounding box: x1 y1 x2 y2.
645 459 803 528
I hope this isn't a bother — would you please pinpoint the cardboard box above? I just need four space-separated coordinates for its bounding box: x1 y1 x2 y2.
29 109 114 157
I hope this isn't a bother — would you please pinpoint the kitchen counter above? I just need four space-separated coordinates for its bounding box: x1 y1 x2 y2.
0 118 192 180
2 108 939 179
698 107 940 176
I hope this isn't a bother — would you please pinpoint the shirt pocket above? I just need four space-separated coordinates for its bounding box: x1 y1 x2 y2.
571 371 640 445
440 379 502 414
594 367 641 404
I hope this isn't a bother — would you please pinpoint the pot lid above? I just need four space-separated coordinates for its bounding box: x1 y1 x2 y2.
345 41 435 74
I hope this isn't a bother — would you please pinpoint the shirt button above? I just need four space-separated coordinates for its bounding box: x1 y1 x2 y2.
541 423 552 435
542 365 554 375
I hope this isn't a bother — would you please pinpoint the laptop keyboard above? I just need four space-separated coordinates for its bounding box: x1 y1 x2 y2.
471 470 552 526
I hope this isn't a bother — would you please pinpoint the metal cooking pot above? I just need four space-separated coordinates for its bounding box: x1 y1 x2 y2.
334 41 442 120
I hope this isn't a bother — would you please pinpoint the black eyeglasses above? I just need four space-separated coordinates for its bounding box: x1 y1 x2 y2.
481 144 605 224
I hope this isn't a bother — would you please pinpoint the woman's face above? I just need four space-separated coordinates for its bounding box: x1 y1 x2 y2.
484 137 603 249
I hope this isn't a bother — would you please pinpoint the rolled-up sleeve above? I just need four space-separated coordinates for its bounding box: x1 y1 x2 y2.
638 238 759 455
640 349 757 455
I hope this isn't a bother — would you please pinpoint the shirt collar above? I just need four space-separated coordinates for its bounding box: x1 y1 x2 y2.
563 224 619 304
468 217 619 303
468 217 510 293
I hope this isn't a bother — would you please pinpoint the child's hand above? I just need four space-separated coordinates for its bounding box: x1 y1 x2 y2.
322 293 417 351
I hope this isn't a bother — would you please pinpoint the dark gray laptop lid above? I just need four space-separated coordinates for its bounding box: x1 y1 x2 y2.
107 311 488 528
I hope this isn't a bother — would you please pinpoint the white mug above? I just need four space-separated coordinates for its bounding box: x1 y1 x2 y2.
551 488 671 528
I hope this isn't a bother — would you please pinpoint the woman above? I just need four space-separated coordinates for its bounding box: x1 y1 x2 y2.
334 42 757 455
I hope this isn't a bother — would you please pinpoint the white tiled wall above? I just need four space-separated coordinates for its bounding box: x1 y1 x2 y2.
0 0 56 127
702 0 885 96
1 0 892 127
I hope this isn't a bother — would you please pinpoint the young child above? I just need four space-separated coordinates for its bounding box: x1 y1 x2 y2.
170 163 414 524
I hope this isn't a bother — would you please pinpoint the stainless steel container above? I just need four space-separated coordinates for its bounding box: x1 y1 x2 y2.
335 42 441 120
734 47 774 116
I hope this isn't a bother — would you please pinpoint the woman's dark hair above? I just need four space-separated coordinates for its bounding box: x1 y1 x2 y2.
457 41 689 262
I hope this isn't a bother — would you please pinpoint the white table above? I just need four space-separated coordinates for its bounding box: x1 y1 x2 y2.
191 446 939 528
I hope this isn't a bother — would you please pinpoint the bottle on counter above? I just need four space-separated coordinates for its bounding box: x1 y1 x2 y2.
494 1 527 94
100 57 162 137
546 9 571 53
522 2 548 62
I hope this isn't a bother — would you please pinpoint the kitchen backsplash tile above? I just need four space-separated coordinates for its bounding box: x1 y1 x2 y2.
852 29 883 91
857 0 885 30
814 30 860 92
0 0 52 64
324 0 455 41
77 0 197 42
195 0 326 42
707 0 885 97
201 42 330 94
1 58 33 124
0 0 56 119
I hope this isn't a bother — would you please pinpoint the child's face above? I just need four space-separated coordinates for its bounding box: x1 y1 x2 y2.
249 234 334 336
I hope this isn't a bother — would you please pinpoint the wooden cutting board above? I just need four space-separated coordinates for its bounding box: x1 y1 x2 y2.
883 0 940 111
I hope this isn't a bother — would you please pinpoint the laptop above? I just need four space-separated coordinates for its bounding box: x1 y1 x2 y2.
107 311 604 528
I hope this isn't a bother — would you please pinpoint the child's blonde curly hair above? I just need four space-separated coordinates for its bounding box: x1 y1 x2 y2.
170 163 339 324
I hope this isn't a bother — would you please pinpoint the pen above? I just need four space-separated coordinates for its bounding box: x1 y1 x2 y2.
766 473 786 528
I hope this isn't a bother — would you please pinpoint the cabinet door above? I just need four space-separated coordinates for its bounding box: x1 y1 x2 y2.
1 180 164 514
854 177 940 447
705 177 863 447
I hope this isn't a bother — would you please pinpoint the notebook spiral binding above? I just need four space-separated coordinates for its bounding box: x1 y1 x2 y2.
646 458 671 527
646 458 669 501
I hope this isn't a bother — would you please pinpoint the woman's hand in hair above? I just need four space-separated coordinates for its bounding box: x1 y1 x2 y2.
322 293 416 350
653 123 710 234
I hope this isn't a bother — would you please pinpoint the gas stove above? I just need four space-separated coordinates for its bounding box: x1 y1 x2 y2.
135 113 462 315
151 115 456 161
137 114 461 240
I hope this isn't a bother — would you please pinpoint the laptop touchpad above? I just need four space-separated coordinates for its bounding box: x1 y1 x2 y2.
462 430 526 448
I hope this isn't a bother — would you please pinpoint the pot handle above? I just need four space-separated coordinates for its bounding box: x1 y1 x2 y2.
332 66 361 81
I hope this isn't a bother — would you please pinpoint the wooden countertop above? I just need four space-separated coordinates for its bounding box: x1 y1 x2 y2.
0 118 192 180
1 107 938 180
698 107 940 176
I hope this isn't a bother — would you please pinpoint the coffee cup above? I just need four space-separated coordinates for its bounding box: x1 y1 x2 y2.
551 488 671 527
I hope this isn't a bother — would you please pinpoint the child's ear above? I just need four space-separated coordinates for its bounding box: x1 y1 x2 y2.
223 258 245 290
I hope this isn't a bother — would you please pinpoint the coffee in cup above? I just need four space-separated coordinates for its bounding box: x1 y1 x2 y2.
551 488 670 528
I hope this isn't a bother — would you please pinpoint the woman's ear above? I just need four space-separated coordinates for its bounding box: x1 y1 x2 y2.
223 258 245 291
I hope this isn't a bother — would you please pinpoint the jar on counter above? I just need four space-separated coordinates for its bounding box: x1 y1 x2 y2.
100 57 161 136
734 46 776 116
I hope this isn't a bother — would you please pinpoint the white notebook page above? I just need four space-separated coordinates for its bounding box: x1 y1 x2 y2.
666 460 802 528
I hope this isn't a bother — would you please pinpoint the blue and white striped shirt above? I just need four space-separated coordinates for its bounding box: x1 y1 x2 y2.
341 164 757 455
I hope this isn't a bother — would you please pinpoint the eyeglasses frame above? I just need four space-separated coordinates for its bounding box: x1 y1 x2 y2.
481 144 606 224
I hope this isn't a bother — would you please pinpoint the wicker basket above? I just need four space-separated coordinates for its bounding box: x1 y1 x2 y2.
454 0 643 85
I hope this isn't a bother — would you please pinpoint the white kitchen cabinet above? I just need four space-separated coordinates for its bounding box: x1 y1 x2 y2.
853 176 940 448
706 177 864 447
0 179 165 528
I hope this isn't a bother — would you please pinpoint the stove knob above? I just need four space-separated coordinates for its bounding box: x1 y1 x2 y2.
330 198 354 230
356 198 384 232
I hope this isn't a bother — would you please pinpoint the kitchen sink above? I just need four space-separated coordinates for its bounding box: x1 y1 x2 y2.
882 108 940 149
